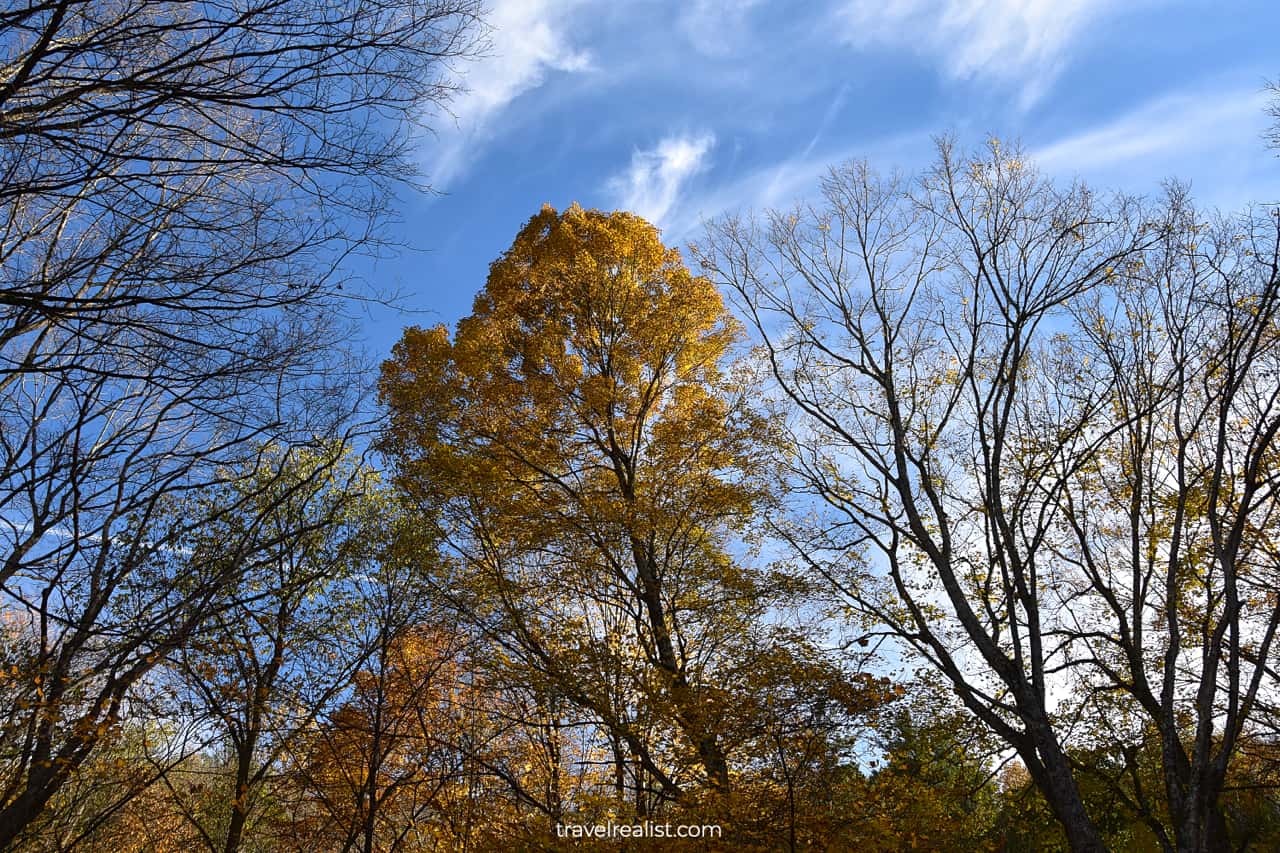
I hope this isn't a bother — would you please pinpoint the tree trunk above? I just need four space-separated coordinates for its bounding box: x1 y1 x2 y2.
222 742 254 853
630 535 730 790
1041 767 1108 853
1173 793 1232 853
0 786 53 851
1025 729 1108 853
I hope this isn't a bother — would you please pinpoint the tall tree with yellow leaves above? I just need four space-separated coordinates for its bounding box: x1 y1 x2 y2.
378 203 784 809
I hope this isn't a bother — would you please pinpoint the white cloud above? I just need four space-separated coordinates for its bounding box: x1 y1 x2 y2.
427 0 594 187
660 129 935 242
1029 85 1279 209
607 132 716 228
834 0 1120 105
660 82 1278 246
1031 88 1268 174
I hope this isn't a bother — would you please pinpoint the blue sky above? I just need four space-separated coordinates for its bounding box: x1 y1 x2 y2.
356 0 1280 354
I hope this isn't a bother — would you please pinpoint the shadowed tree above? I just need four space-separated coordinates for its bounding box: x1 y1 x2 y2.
0 1 483 845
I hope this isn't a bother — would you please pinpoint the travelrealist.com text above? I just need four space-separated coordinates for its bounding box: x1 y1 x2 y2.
555 821 722 840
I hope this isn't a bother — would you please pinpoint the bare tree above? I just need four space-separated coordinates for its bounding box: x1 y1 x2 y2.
1267 77 1280 153
0 1 483 845
697 140 1280 852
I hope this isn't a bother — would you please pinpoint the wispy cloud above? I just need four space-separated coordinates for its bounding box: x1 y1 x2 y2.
678 0 763 57
660 82 1277 245
607 132 716 228
833 0 1118 105
661 128 936 242
1029 84 1279 208
427 0 594 187
1031 88 1269 174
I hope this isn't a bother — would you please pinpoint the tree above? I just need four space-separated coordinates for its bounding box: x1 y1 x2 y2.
696 139 1280 852
0 1 483 845
378 203 790 812
163 445 384 853
1267 77 1280 153
860 698 1003 852
285 625 471 853
679 637 898 851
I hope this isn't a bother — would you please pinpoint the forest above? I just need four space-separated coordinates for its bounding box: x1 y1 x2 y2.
3 2 1280 852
